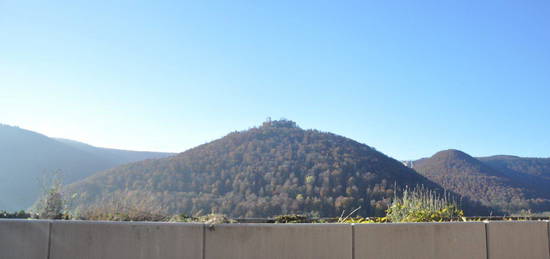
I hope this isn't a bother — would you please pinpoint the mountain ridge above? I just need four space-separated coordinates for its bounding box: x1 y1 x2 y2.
412 149 550 213
0 123 173 211
66 120 490 217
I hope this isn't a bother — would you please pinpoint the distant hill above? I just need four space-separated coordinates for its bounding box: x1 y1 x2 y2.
413 150 550 213
478 155 550 181
0 124 173 211
67 120 489 218
55 138 172 165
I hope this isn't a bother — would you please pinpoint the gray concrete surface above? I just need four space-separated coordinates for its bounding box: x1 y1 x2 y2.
354 222 487 259
0 219 50 259
2 219 550 259
49 221 203 259
486 221 550 259
204 223 352 259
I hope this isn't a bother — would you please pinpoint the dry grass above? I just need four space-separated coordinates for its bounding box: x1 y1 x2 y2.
74 197 169 221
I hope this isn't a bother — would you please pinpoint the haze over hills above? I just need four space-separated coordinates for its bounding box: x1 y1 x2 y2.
67 120 489 218
411 150 550 213
55 138 173 166
0 124 173 211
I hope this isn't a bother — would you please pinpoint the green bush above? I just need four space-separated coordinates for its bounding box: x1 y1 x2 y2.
274 214 309 223
0 210 31 219
385 186 464 222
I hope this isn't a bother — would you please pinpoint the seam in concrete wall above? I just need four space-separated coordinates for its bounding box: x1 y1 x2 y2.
351 224 355 259
46 221 52 259
484 223 489 259
202 224 206 259
548 221 550 258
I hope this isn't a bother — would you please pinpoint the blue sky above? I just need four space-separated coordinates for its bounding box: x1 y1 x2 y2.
1 1 549 160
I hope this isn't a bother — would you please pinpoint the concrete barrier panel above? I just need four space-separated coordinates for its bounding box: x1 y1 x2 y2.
204 224 352 259
0 220 50 259
49 221 203 259
487 221 550 259
354 222 486 259
548 221 550 258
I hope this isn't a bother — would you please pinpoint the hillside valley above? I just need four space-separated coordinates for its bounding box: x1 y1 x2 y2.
0 124 173 211
411 150 550 213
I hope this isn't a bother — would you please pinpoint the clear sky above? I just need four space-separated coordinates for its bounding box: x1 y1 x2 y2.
1 1 549 160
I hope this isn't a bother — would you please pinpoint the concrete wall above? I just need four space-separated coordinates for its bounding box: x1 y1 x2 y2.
204 224 352 259
486 221 550 259
0 220 50 259
1 220 549 259
354 222 486 259
49 221 203 259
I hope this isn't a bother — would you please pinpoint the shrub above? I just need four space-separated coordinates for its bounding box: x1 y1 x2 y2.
274 214 309 223
385 186 464 222
169 214 198 222
169 213 236 224
0 210 31 219
74 199 169 221
339 216 388 223
32 172 69 219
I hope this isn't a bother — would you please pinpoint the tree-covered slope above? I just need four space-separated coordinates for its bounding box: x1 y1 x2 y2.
478 155 550 181
0 124 173 211
68 120 487 217
413 150 550 213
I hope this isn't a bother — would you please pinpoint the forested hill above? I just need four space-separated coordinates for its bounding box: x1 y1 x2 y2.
0 124 173 211
478 155 550 181
413 150 550 213
67 120 489 218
